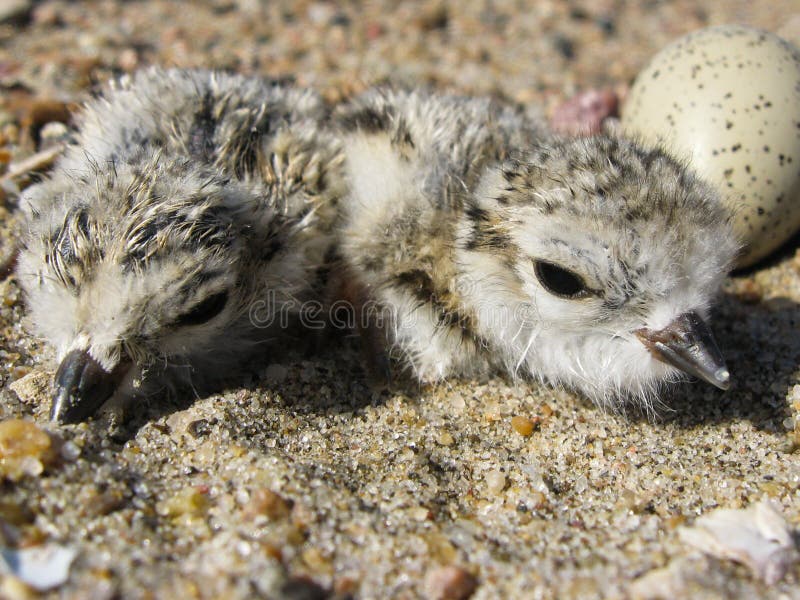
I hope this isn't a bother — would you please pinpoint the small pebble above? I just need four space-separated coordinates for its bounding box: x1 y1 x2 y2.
424 565 478 600
409 506 432 522
510 415 536 436
0 420 55 481
37 122 69 151
165 408 200 442
0 544 77 592
437 431 454 446
484 469 506 495
156 486 210 520
23 100 72 146
59 441 80 462
333 576 360 596
242 488 291 521
8 370 50 406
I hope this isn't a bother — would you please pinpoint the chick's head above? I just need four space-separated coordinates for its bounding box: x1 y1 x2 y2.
18 153 272 422
456 135 739 407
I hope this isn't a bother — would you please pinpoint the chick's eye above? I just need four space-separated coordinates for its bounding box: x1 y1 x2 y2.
533 260 588 299
176 291 229 327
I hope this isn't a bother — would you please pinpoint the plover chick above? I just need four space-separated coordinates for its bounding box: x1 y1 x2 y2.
334 87 738 409
17 68 344 423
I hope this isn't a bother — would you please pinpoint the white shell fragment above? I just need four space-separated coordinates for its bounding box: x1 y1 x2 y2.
623 25 800 268
0 544 78 591
678 501 796 585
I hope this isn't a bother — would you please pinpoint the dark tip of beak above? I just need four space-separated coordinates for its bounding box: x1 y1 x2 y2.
636 311 730 391
52 350 127 424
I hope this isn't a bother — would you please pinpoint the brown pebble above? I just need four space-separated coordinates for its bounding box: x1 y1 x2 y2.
243 488 291 521
424 565 478 600
666 514 687 529
510 415 537 436
0 419 56 481
260 541 283 562
87 489 126 517
333 575 360 595
0 499 34 525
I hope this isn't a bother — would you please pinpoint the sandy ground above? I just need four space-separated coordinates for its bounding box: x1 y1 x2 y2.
0 1 799 598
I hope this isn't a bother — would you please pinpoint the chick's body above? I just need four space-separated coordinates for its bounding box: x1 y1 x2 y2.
18 69 344 422
336 88 737 407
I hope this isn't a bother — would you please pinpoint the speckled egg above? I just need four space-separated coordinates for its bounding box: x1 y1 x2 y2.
622 25 800 268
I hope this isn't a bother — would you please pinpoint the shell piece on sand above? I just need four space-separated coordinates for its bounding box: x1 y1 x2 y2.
678 501 796 585
0 544 78 591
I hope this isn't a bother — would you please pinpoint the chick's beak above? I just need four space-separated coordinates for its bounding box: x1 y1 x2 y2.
52 350 129 423
635 311 730 391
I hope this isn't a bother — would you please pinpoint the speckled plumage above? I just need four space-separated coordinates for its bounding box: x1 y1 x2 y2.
17 70 738 421
17 68 344 419
335 87 738 408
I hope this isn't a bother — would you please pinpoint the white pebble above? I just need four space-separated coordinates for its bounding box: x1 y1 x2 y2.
484 469 506 495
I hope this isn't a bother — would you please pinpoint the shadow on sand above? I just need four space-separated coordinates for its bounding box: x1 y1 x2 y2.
107 285 799 443
635 291 800 433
